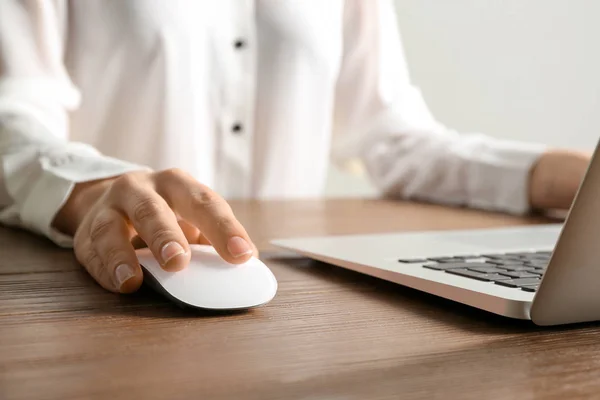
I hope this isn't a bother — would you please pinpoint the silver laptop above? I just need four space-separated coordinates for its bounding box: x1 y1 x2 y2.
272 143 600 326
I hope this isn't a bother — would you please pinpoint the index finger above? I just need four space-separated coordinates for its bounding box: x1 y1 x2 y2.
153 169 255 264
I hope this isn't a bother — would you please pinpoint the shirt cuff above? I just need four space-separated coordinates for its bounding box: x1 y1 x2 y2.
466 139 547 215
19 152 149 248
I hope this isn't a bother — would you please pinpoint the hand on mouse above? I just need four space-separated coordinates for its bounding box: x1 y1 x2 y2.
52 169 258 293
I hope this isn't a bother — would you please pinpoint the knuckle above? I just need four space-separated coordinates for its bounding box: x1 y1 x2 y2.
89 213 118 242
190 187 226 210
78 246 100 271
213 215 236 232
131 197 165 223
102 246 128 268
148 228 178 250
156 167 188 182
111 173 143 194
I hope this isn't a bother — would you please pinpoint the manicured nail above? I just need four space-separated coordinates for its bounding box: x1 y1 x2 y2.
227 236 253 258
115 264 136 290
161 242 186 264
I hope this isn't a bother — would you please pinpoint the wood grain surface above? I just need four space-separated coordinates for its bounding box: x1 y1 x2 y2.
1 199 599 400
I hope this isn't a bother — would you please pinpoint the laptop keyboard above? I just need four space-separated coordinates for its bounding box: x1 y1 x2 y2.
398 251 552 293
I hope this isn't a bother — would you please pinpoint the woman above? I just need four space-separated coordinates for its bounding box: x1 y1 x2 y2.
0 0 588 293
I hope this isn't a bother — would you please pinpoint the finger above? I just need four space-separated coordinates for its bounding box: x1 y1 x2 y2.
178 219 202 243
179 216 260 258
196 232 212 246
108 174 191 272
176 220 254 257
154 169 255 264
74 231 122 293
194 230 259 256
178 220 221 248
88 208 143 293
74 235 110 291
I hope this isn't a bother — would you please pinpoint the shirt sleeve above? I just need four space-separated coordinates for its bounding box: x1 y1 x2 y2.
0 0 148 247
332 0 546 215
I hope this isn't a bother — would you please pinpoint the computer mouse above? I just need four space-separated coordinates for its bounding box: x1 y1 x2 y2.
135 244 278 311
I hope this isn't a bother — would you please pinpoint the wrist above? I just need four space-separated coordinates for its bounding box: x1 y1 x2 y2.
528 153 551 211
52 178 115 235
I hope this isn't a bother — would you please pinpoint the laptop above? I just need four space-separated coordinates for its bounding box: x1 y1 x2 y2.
272 143 600 326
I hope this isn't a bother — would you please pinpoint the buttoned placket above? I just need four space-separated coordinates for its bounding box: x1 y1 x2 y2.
216 0 257 198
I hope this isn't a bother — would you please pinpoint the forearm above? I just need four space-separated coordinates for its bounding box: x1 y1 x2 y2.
360 127 548 214
361 123 590 214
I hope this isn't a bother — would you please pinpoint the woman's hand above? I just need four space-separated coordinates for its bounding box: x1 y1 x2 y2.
53 169 257 293
529 149 591 211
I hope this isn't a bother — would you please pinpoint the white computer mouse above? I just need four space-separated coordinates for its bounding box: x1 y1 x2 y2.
135 244 278 311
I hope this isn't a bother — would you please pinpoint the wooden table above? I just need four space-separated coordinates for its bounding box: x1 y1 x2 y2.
2 199 599 400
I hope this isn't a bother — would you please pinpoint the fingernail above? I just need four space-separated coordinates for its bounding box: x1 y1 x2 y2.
227 236 253 258
161 242 186 264
115 264 136 290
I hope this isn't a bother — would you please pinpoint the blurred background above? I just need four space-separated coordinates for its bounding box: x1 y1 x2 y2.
326 0 600 197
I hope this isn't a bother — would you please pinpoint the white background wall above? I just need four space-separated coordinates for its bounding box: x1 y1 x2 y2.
325 0 600 197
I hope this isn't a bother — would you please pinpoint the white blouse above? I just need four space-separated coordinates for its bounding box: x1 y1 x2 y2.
0 0 545 246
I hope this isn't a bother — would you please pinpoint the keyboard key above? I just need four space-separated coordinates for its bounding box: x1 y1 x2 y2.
427 257 456 262
505 251 535 257
523 267 543 274
491 253 521 260
499 271 540 279
491 261 527 267
398 258 427 263
483 259 512 265
525 261 548 268
502 258 525 263
523 263 546 268
483 255 521 261
525 258 547 263
485 274 513 281
521 285 538 292
529 271 544 278
495 278 541 288
521 255 550 262
521 252 549 257
445 269 511 282
499 265 530 271
423 262 492 271
467 266 507 274
436 258 467 263
456 255 480 259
